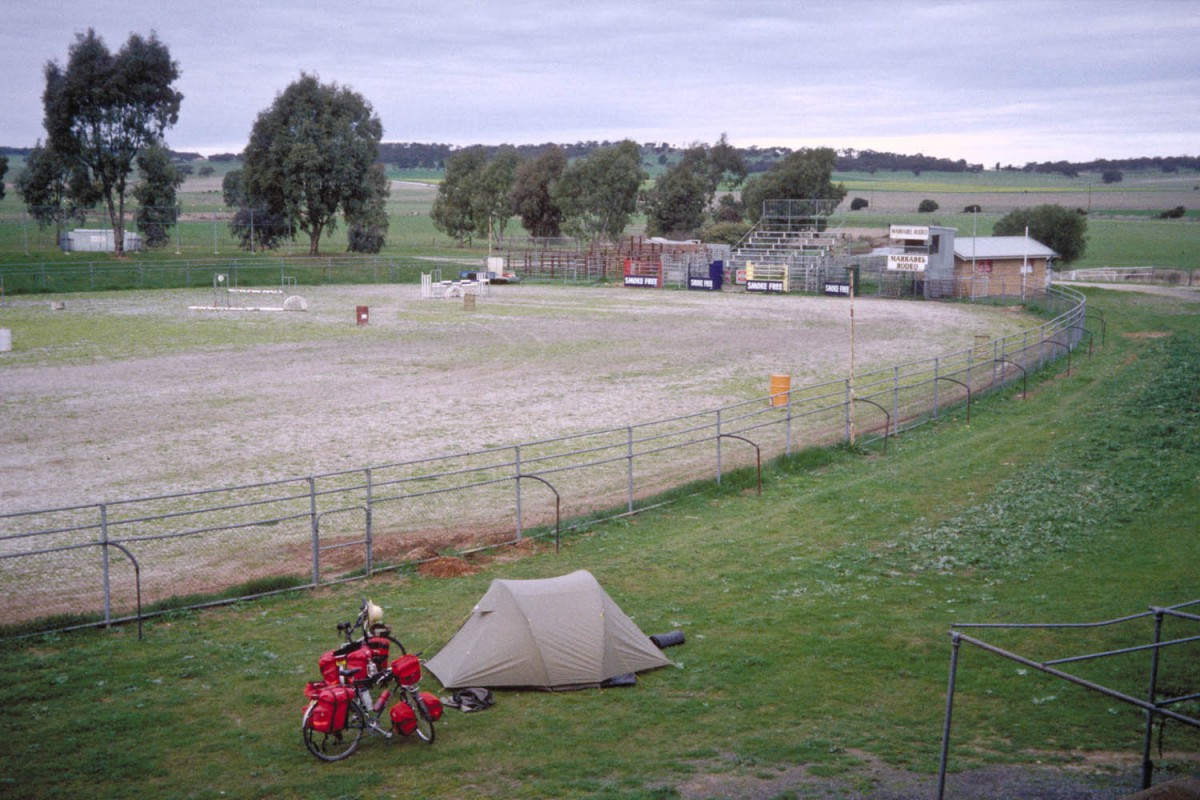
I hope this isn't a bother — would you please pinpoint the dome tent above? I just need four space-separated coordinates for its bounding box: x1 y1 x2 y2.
425 570 671 690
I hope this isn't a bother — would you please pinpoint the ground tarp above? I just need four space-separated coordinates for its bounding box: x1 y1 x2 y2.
425 570 671 690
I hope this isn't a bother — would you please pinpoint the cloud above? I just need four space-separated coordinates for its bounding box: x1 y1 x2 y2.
2 0 1197 164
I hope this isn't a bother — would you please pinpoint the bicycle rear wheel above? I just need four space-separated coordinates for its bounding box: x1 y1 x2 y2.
303 700 366 761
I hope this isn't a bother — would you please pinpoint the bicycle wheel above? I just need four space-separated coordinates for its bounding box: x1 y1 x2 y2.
406 690 436 744
302 700 366 761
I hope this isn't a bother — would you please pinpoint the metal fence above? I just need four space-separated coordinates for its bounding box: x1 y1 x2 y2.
0 285 1092 637
0 255 483 294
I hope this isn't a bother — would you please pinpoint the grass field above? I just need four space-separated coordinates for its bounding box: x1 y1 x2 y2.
0 286 1196 799
1 163 1198 269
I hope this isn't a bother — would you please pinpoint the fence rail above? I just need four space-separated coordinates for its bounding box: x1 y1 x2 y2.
0 285 1090 637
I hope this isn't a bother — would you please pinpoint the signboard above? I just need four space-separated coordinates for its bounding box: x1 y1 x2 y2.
746 279 786 293
735 269 748 285
624 275 660 288
823 282 851 296
887 253 928 272
687 277 717 291
890 224 930 242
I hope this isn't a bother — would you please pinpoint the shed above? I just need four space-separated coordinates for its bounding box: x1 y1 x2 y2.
952 236 1056 299
63 229 144 253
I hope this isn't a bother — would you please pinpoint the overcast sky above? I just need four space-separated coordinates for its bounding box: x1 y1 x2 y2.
3 0 1197 166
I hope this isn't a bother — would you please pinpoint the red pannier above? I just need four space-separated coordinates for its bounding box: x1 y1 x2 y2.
318 651 340 684
304 680 327 701
343 645 373 683
419 691 443 721
390 701 417 735
308 685 354 733
391 654 421 686
368 636 390 671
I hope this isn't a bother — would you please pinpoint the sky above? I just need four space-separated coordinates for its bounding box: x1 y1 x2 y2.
2 0 1198 166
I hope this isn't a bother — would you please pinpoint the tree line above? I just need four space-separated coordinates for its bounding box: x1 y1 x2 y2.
425 136 847 247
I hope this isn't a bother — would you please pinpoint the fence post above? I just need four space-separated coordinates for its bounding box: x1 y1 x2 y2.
893 366 901 432
365 467 374 577
626 427 635 513
1141 609 1165 789
843 380 851 443
933 357 940 419
785 387 793 457
309 477 320 586
716 409 723 485
100 503 111 625
514 445 523 541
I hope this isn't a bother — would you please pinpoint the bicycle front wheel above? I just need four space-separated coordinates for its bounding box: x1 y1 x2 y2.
302 700 366 761
406 690 436 744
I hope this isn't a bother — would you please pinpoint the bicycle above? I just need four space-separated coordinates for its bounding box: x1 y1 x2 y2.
301 599 441 762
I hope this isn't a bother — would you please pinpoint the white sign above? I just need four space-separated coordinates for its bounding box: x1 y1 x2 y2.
890 225 929 242
887 253 928 272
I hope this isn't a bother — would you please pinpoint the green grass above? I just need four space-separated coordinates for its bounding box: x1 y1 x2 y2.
1 287 1197 798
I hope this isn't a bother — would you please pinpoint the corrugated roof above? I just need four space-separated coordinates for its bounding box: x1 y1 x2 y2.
953 236 1058 260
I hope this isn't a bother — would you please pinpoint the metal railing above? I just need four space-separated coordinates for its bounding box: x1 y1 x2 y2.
0 286 1090 638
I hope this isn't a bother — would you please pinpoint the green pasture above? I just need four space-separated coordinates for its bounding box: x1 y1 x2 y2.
1 287 1197 799
1 164 1197 277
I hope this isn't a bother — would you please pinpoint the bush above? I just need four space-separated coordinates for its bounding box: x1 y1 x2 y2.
1156 206 1186 219
963 204 982 213
850 197 869 211
918 199 939 213
698 221 751 246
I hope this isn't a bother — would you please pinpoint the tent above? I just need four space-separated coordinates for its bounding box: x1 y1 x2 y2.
425 570 671 690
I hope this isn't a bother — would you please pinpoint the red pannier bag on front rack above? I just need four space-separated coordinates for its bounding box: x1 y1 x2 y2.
390 701 417 735
391 654 421 685
419 691 443 721
308 685 354 733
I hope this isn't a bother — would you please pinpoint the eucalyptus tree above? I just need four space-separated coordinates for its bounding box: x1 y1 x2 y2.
132 145 185 248
553 140 646 243
740 147 846 223
40 29 182 255
510 145 566 238
239 73 387 255
16 142 98 238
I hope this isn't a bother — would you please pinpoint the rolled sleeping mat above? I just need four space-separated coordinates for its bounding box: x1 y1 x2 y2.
650 630 685 649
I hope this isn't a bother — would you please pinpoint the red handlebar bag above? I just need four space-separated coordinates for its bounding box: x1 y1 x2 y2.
391 654 421 685
308 685 354 733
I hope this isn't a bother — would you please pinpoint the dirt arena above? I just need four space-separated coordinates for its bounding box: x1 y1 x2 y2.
0 284 1037 514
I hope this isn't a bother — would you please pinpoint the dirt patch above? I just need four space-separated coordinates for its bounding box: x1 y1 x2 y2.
1123 331 1174 339
417 557 479 578
0 285 1034 514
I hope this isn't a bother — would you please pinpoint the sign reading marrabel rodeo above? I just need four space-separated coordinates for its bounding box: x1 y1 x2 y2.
890 225 929 242
888 225 929 271
887 253 928 271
